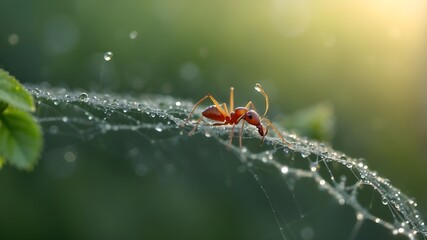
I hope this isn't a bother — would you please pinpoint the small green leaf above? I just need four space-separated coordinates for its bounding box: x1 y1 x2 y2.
0 107 42 171
0 68 35 112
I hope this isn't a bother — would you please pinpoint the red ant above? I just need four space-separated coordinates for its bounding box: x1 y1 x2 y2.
183 83 292 148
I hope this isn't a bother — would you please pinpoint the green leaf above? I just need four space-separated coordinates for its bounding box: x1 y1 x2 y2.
0 107 42 171
0 68 35 112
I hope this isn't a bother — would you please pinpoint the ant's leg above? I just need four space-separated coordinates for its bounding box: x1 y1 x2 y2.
183 94 228 126
221 103 229 116
189 117 228 136
188 116 204 136
259 125 269 146
229 124 235 146
263 118 292 147
182 95 208 126
212 122 227 126
190 118 229 136
244 101 257 112
239 120 246 149
206 95 228 116
230 87 234 112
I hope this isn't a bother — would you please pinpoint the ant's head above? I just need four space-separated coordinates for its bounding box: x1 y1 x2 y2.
244 110 265 136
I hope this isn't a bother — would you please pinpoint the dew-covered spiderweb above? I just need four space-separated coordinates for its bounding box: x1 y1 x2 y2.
29 85 426 240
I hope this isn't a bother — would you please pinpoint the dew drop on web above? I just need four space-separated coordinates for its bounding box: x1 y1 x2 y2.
79 92 89 102
382 197 388 205
155 124 163 132
281 165 289 174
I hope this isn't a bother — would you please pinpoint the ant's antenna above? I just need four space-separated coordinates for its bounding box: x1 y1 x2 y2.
255 83 269 118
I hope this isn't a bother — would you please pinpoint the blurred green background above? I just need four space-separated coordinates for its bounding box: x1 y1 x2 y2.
1 0 426 239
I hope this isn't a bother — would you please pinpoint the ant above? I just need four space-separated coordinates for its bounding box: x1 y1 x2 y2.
182 83 292 148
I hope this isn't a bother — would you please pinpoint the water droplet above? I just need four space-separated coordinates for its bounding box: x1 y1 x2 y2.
175 101 182 107
281 166 289 174
301 152 309 158
129 31 138 39
381 197 388 205
104 51 113 61
254 83 262 92
204 132 211 137
155 125 163 132
346 163 353 168
79 92 89 102
319 179 326 186
375 218 381 223
356 213 364 221
398 228 404 233
62 117 68 122
338 198 345 205
48 125 59 134
339 154 347 160
64 151 76 163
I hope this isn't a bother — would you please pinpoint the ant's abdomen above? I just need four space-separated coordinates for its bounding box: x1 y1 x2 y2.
202 105 226 121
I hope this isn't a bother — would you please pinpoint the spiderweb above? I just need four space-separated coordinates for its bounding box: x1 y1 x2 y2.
29 85 426 240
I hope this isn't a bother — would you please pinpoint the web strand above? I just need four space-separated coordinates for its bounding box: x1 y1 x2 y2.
28 85 427 240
